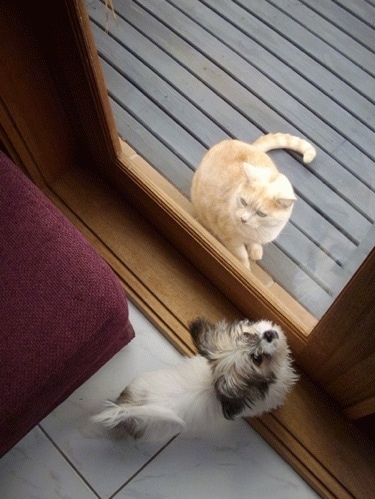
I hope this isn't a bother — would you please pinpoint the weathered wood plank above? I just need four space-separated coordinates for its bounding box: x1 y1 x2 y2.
165 0 375 163
101 54 344 287
121 0 375 200
89 4 370 248
276 223 348 293
100 59 206 168
91 23 228 148
86 0 375 317
125 0 374 229
261 245 333 317
205 0 375 112
267 0 375 77
301 0 375 50
333 0 375 25
110 99 194 194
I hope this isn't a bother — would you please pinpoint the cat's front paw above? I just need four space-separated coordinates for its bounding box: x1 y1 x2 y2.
248 243 263 261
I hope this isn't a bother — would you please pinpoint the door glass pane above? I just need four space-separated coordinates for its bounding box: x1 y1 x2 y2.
85 0 375 318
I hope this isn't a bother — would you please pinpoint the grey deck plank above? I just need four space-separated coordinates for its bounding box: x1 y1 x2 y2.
333 139 375 193
301 0 375 50
134 0 375 197
94 22 351 276
205 0 375 111
275 223 349 294
261 245 333 317
88 4 256 140
89 1 372 242
100 59 206 169
287 200 356 266
90 23 228 149
165 0 375 165
109 98 339 317
109 100 193 194
86 0 375 316
93 0 374 232
124 0 375 197
267 0 375 77
333 0 375 25
129 0 374 226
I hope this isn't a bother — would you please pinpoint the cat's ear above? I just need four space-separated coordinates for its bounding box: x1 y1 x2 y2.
243 162 265 182
277 197 296 208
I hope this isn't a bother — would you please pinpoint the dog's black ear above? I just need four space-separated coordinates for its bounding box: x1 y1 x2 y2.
188 317 215 356
214 376 246 420
218 394 246 420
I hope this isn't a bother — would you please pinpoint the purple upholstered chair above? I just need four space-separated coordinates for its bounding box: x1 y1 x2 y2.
0 151 135 457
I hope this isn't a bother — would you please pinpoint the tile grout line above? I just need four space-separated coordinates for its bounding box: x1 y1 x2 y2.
108 435 179 499
37 424 102 499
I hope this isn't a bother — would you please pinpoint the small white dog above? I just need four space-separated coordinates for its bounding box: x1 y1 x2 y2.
93 317 298 441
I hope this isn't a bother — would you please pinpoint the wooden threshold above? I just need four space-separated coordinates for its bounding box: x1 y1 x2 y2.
43 163 374 499
113 140 317 352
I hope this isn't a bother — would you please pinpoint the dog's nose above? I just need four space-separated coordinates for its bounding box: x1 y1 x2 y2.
263 330 279 342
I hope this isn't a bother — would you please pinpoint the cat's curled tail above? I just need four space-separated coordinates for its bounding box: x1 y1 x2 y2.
252 133 316 164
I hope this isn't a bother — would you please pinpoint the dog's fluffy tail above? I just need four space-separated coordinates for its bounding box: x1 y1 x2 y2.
92 401 186 442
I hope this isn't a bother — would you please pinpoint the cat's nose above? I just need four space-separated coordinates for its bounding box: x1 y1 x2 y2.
263 330 279 342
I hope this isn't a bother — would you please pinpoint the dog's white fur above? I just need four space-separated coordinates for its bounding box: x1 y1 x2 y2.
93 318 298 442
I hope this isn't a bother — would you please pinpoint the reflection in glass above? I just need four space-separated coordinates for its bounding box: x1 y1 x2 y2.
86 0 375 318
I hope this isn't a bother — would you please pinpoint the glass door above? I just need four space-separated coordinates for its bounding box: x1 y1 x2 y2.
85 0 375 320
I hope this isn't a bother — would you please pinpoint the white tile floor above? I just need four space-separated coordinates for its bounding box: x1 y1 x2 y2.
0 302 318 499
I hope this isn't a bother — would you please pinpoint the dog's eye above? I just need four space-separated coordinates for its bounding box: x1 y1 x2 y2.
243 332 255 343
251 354 263 366
240 197 248 207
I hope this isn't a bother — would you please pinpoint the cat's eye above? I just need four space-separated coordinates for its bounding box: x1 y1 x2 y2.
256 210 267 217
251 354 263 366
240 197 248 207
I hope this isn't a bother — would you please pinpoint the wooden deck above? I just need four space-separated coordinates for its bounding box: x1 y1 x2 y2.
85 0 375 317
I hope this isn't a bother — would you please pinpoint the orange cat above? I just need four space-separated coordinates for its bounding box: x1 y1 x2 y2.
191 133 316 268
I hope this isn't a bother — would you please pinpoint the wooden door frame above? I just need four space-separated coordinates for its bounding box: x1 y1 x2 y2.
63 0 375 420
0 1 374 496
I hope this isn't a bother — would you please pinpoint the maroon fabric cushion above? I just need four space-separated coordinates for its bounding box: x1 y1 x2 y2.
0 151 135 456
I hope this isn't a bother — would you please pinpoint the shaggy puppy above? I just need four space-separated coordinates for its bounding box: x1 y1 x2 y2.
93 318 298 441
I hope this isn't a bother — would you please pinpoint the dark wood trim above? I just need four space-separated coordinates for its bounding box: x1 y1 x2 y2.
299 246 375 419
0 2 75 186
